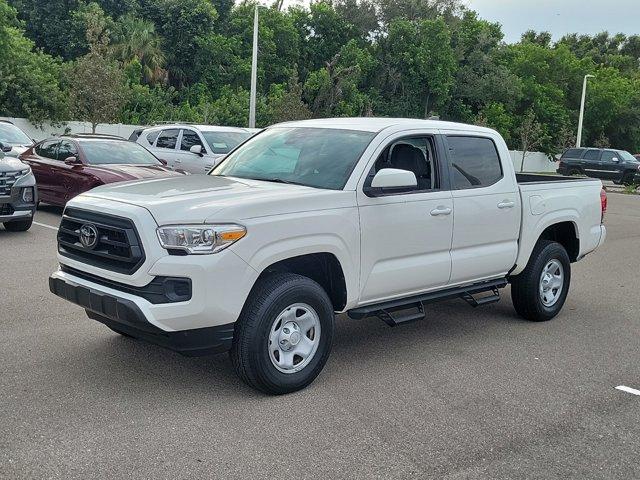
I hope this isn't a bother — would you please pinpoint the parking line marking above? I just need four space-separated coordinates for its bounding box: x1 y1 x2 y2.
33 221 59 231
615 385 640 396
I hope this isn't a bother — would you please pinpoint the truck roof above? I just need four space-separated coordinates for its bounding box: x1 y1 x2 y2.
274 117 498 134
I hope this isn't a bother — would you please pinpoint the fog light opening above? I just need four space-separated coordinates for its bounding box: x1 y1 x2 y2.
22 187 34 203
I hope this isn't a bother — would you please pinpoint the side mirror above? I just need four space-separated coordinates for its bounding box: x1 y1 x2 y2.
64 156 81 165
364 168 417 196
0 142 12 153
189 144 203 156
612 157 619 163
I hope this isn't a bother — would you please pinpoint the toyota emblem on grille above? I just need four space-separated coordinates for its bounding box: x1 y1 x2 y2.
79 224 99 249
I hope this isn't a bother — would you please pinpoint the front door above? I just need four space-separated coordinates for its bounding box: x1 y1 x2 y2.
357 132 454 304
442 133 521 285
600 150 624 181
175 129 216 174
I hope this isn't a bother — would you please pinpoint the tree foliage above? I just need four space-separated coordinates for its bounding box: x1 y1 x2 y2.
3 0 640 153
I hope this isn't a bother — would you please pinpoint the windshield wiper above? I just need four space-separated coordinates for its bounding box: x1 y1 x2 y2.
254 177 307 187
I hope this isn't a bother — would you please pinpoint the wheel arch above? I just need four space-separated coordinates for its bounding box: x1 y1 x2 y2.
253 252 349 312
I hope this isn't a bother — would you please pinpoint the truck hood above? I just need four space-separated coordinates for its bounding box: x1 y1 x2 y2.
81 175 355 225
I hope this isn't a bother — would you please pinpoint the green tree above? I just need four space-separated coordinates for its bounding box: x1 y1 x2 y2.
0 0 66 121
111 14 166 84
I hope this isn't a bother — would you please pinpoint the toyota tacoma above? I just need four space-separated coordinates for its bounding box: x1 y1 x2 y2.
49 118 607 394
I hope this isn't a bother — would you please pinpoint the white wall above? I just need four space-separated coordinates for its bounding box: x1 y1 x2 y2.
2 117 559 173
0 117 140 142
510 150 556 173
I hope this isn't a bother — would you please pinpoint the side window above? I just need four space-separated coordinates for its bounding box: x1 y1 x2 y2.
447 136 502 189
180 130 205 152
601 150 619 163
146 130 160 144
561 148 584 159
35 140 59 160
155 129 179 149
583 149 601 161
369 136 437 191
57 141 78 161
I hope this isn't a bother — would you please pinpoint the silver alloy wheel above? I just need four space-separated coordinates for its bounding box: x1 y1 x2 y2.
539 259 564 307
268 303 321 374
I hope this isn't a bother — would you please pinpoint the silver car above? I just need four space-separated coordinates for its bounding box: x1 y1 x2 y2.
135 124 255 174
0 120 34 158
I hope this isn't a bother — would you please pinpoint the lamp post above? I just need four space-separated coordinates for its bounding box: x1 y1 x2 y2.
576 74 595 148
248 6 261 129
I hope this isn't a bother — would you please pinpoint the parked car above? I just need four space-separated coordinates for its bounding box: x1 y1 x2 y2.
557 147 640 185
0 120 34 158
0 151 37 231
135 124 254 174
20 134 184 206
49 118 606 394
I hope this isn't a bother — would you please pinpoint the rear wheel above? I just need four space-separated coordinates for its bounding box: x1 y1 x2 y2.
230 273 335 395
510 240 571 322
3 217 33 232
567 168 581 177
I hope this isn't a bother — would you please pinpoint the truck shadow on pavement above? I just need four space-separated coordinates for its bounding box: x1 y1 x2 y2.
74 296 525 397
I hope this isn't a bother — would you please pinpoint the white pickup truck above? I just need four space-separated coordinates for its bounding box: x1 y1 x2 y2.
49 118 607 394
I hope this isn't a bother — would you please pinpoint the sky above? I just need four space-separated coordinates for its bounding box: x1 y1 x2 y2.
466 0 640 43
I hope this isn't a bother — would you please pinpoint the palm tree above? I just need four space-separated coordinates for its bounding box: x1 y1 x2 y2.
110 14 167 84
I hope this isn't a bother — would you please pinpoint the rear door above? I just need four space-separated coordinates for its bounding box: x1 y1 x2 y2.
581 149 604 178
442 132 521 284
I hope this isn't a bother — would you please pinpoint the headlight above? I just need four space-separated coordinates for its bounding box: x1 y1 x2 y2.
18 167 31 176
157 224 246 254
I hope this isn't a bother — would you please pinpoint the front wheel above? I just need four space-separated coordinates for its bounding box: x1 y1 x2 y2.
510 240 571 322
230 273 335 395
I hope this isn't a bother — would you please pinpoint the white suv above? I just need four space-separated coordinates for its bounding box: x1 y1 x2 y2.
136 124 254 174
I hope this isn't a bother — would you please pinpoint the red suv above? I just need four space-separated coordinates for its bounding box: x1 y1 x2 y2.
20 134 184 206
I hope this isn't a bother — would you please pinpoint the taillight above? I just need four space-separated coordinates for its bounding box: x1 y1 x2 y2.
600 188 607 223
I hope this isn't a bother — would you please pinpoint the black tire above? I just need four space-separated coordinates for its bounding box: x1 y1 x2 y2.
3 217 33 232
567 168 581 176
230 272 335 395
510 240 571 322
621 172 636 186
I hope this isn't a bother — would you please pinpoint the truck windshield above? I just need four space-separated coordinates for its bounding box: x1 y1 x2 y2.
81 140 161 165
211 127 375 190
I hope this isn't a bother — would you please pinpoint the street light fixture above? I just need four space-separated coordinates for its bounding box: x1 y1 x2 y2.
576 74 595 148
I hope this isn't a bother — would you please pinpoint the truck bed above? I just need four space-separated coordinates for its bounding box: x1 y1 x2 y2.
515 173 597 184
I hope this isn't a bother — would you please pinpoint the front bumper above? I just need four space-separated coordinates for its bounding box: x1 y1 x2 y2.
0 171 37 222
49 274 234 356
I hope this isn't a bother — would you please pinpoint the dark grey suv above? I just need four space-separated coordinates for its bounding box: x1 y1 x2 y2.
557 148 640 185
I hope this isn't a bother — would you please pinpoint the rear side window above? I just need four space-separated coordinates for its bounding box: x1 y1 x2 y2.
583 149 601 161
447 136 503 189
561 148 584 159
156 129 179 149
146 130 160 144
35 140 59 159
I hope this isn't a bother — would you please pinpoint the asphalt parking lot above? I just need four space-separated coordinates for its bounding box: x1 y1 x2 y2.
1 194 639 479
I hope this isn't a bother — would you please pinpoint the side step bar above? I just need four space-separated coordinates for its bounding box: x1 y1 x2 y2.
347 278 508 327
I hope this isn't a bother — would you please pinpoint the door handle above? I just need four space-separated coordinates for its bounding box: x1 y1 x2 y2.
430 206 452 216
498 200 515 209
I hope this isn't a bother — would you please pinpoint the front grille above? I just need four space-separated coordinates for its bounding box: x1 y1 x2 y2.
57 208 145 274
0 171 20 196
0 203 14 215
